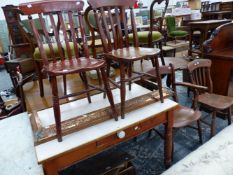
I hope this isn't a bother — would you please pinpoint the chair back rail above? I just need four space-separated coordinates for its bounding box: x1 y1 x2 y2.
19 0 89 69
187 59 213 93
149 0 169 42
88 0 139 53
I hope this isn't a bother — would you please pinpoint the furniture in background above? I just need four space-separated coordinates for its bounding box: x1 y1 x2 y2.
188 19 231 57
4 57 35 88
88 0 164 118
2 5 37 92
19 0 117 142
202 1 233 20
2 5 35 58
187 59 233 137
203 22 233 97
148 64 203 157
165 16 188 44
130 0 169 66
84 6 106 59
0 67 32 119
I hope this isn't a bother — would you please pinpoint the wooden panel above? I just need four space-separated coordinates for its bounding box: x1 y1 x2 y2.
43 111 168 173
220 2 233 11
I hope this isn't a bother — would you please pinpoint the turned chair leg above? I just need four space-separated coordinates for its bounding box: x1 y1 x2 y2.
96 69 102 87
128 62 132 91
120 62 126 119
153 55 164 103
211 111 217 137
36 61 44 97
228 107 232 125
103 61 112 99
51 76 62 142
63 75 67 96
197 120 203 144
159 41 165 65
80 72 91 103
100 67 118 121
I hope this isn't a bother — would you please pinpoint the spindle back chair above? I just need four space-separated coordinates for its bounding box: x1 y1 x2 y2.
88 0 164 118
19 0 117 142
188 59 233 137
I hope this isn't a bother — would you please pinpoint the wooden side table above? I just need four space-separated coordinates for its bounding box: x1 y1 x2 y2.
188 19 231 57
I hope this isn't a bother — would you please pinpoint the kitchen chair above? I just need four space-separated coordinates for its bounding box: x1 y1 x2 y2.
188 59 233 137
88 0 164 118
19 0 117 142
148 64 204 157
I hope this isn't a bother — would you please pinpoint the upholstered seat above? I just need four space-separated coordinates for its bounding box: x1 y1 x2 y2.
169 30 188 37
166 16 188 43
128 31 162 44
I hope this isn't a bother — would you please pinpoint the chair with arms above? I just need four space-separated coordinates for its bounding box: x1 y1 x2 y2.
147 64 204 157
88 0 164 118
187 59 233 137
19 0 117 142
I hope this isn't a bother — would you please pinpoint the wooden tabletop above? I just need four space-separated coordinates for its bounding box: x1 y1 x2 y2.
189 19 232 25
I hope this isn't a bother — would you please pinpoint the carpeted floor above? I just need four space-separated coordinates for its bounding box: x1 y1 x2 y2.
0 67 231 175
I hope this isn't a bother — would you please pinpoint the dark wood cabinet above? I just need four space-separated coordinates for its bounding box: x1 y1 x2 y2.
203 22 233 97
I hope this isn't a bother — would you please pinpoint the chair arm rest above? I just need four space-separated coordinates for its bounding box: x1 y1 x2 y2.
175 82 208 91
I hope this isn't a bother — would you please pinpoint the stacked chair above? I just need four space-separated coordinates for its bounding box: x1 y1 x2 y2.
19 0 118 141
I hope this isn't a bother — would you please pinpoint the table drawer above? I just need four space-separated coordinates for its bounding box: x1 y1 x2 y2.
140 113 167 131
96 123 142 148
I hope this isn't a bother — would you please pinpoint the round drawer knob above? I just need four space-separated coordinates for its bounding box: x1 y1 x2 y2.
117 131 126 139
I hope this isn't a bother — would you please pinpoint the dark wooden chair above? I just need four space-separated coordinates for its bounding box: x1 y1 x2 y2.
0 67 30 119
19 0 117 142
187 59 233 137
2 5 37 90
2 5 35 58
87 0 164 118
136 0 169 66
147 64 204 157
134 0 169 65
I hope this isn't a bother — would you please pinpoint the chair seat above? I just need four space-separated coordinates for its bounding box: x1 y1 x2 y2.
169 30 188 37
106 47 160 61
46 57 105 75
198 93 233 110
173 106 202 128
128 31 162 44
